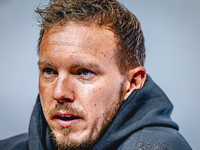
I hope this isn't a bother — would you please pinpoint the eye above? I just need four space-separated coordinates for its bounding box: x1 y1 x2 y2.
76 68 95 80
77 69 94 76
43 68 58 76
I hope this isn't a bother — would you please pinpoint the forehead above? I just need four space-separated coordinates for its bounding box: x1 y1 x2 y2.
40 22 118 58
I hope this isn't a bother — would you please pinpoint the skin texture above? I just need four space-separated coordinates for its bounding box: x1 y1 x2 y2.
38 22 146 149
38 22 126 149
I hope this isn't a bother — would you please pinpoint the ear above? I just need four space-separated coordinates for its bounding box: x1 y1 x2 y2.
123 66 146 100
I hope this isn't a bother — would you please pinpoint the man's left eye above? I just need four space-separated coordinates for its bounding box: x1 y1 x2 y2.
77 69 94 75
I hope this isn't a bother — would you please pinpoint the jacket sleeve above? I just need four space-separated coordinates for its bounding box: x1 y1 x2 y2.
117 127 192 150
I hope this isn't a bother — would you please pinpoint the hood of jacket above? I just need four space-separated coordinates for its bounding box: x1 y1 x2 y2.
27 74 178 150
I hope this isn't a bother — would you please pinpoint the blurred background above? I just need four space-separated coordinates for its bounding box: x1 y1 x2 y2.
0 0 199 149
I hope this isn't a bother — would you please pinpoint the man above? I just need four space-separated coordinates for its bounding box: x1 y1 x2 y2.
0 0 192 150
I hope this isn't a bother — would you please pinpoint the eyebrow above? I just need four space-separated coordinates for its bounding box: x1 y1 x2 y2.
71 63 103 74
37 60 55 68
37 61 104 74
71 63 101 70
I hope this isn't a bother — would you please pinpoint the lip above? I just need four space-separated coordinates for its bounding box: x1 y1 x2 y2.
52 111 81 127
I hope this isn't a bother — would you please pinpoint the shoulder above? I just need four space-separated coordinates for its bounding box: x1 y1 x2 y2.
118 127 192 150
0 133 28 150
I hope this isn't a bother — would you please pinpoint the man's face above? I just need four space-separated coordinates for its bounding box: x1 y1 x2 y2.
38 22 126 149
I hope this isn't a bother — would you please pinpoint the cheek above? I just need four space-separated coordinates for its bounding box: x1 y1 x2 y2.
39 79 54 114
39 75 53 98
78 80 121 110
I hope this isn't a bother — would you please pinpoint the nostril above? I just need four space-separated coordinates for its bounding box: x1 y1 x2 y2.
58 98 74 103
62 98 71 101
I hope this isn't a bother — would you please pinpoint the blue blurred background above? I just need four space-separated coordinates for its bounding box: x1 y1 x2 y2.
0 0 199 149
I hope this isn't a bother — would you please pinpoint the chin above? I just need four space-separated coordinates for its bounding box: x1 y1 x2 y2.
49 127 97 150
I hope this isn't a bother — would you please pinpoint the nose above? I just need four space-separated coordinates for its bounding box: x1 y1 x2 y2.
53 74 75 103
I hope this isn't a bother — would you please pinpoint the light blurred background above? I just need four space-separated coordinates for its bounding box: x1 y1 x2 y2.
0 0 199 149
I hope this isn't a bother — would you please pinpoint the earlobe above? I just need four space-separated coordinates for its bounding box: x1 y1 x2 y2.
123 67 146 100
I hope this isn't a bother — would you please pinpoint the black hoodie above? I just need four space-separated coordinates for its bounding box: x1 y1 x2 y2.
0 75 192 150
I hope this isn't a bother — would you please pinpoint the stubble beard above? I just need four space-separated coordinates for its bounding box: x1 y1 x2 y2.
49 82 125 150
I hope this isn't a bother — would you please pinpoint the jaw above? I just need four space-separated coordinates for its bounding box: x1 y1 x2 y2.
49 122 100 150
48 114 107 149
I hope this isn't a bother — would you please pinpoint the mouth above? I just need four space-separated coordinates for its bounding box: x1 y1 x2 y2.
54 115 81 121
52 113 81 127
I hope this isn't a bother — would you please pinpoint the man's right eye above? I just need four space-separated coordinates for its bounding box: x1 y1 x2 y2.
42 68 58 76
